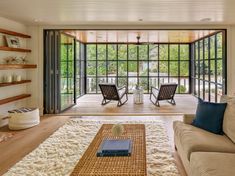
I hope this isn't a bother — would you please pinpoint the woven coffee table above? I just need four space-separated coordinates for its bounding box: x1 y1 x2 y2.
71 124 147 176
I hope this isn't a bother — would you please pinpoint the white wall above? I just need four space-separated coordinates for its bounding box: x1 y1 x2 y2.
0 17 30 126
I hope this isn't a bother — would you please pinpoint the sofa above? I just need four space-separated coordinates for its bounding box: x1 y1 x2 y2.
173 95 235 176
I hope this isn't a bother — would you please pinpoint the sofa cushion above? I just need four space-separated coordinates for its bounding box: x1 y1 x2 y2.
220 95 235 143
192 98 227 134
173 121 235 160
190 152 235 176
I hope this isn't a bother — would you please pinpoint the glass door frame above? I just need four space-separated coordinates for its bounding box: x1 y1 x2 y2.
59 32 76 112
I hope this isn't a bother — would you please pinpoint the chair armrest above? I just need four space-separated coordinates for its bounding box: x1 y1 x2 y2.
150 86 158 94
118 86 127 90
183 114 195 124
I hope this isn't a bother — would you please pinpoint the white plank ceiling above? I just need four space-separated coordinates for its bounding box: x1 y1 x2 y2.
0 0 234 25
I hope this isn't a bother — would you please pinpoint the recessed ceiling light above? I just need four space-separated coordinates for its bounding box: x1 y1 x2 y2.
200 18 211 22
138 19 143 22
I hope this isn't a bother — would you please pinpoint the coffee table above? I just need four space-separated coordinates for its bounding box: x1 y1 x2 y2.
71 124 147 176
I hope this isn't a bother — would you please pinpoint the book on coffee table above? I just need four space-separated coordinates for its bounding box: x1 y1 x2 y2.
97 139 132 157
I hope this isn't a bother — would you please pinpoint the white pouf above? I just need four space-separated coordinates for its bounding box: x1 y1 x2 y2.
8 108 40 130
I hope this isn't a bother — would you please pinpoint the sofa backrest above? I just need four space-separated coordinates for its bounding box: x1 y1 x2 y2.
220 95 235 143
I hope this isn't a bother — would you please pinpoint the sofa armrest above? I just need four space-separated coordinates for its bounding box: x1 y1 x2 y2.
183 114 195 124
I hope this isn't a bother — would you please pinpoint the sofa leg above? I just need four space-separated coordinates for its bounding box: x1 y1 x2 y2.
175 145 177 151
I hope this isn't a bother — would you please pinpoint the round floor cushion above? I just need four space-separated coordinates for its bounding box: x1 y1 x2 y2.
8 108 40 130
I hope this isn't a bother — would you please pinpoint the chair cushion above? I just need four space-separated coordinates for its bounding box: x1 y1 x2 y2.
190 152 235 176
192 98 227 134
220 95 235 143
173 121 235 160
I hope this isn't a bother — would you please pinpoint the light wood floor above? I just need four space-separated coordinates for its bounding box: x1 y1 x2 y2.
63 94 197 116
0 115 187 176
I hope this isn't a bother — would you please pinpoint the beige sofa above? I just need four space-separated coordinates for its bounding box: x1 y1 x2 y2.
173 95 235 176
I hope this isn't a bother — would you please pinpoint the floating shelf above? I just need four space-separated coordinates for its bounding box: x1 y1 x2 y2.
0 28 31 38
0 46 31 52
0 94 31 105
0 64 37 70
0 80 31 87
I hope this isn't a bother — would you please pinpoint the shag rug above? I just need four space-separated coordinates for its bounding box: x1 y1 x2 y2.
4 119 179 176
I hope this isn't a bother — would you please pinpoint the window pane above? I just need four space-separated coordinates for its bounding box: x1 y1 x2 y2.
217 33 223 59
180 61 189 76
159 45 168 60
87 77 96 93
159 61 168 76
118 61 127 76
98 61 106 76
128 45 137 60
118 44 127 60
87 44 96 60
118 77 127 87
210 60 215 82
170 61 178 76
139 61 148 76
180 45 189 60
97 45 106 60
87 61 96 76
139 77 148 93
179 78 189 93
128 77 137 92
149 61 158 76
108 61 117 76
108 44 117 60
170 45 178 60
128 61 137 76
149 44 158 60
217 60 223 84
139 45 148 60
210 36 215 59
107 77 116 84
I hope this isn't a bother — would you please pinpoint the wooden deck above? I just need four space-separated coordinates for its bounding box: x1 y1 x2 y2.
63 94 197 116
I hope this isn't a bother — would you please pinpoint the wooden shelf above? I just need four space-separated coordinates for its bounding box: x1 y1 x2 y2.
0 80 31 87
0 28 31 38
0 64 37 70
0 94 31 105
0 46 31 52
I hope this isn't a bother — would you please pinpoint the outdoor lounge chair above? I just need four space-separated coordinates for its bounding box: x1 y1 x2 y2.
150 83 178 107
99 83 128 107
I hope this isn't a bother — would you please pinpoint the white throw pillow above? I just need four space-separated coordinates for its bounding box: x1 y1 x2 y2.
220 95 235 143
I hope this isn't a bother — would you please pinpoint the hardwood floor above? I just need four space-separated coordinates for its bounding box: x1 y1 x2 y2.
63 94 197 116
0 115 187 176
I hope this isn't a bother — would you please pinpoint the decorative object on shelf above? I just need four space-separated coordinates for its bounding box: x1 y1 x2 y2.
4 75 13 83
19 55 28 64
111 124 124 136
3 55 28 64
13 75 22 82
5 35 20 48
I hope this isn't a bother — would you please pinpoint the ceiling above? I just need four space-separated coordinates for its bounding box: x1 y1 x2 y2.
64 30 221 43
0 0 234 25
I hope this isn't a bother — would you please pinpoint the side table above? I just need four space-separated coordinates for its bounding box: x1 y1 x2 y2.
133 87 144 104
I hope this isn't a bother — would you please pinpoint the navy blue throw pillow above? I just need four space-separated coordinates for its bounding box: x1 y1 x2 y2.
192 98 227 134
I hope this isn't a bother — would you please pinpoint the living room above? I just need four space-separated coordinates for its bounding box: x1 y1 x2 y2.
0 1 235 176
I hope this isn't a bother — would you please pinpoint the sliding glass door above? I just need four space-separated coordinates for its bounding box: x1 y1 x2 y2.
60 33 75 110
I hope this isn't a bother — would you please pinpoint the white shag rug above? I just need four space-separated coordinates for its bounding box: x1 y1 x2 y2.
4 119 179 176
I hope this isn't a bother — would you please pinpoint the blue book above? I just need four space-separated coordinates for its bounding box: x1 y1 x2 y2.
97 139 132 157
